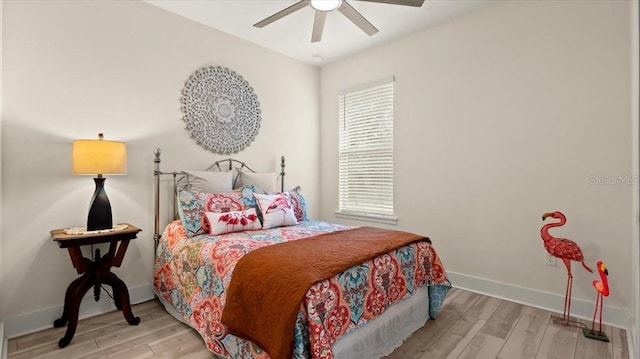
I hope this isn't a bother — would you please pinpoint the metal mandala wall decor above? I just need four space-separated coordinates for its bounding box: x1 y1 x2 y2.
180 66 261 154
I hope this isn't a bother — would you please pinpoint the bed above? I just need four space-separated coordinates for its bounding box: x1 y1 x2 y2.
151 149 451 359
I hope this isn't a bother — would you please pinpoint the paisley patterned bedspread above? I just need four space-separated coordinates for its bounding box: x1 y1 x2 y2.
153 219 451 359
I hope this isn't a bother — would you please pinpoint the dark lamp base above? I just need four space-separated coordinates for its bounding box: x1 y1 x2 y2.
87 177 113 231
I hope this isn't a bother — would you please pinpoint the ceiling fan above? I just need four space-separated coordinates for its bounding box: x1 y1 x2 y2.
253 0 426 43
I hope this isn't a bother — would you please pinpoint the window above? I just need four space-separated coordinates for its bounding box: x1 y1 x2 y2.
337 77 396 224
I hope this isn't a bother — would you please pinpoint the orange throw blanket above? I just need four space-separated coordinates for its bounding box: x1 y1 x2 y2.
221 226 428 359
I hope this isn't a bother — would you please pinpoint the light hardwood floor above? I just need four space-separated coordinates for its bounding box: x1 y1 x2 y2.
7 288 630 359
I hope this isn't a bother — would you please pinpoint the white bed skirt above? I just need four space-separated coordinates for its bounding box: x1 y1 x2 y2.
157 285 430 359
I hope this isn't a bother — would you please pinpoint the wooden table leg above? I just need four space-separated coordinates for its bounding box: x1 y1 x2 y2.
54 271 93 348
102 272 140 325
98 239 139 325
55 247 96 348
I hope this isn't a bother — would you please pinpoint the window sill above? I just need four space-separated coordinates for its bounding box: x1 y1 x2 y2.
334 211 397 225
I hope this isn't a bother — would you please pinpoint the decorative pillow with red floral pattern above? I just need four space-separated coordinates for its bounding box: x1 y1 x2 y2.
204 208 262 235
177 189 246 237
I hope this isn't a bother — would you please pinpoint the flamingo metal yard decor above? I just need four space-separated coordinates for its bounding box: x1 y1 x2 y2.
541 211 593 325
583 260 610 342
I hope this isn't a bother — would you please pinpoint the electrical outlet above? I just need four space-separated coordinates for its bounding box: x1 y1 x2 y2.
545 253 557 266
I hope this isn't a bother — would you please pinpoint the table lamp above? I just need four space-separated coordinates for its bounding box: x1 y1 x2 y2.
72 133 127 231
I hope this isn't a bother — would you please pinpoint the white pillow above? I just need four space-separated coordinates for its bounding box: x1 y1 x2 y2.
204 208 262 235
183 170 233 193
236 170 278 193
254 192 298 229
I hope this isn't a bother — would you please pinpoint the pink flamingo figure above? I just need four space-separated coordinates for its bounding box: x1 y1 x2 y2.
586 260 610 340
541 211 593 324
266 196 292 222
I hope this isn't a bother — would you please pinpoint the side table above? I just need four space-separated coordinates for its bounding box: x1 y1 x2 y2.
51 223 142 348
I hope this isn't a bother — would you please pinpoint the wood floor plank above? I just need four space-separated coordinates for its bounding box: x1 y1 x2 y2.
148 329 214 358
78 324 193 359
11 301 162 353
535 317 578 359
442 287 462 304
574 319 614 359
9 338 98 359
7 339 17 354
418 314 484 358
99 344 156 359
497 306 550 359
50 311 158 354
463 294 502 321
450 290 483 309
456 332 505 359
93 313 181 348
10 326 68 353
611 325 630 359
65 310 161 348
481 300 524 340
421 291 503 358
442 320 486 359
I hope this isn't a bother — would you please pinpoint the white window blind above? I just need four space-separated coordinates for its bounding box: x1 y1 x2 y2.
338 78 394 221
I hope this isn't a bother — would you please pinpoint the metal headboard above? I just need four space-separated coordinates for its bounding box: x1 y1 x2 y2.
153 148 286 250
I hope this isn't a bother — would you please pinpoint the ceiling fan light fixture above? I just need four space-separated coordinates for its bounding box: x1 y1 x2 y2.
310 0 342 12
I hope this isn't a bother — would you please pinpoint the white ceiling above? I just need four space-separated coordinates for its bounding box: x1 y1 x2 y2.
145 0 499 67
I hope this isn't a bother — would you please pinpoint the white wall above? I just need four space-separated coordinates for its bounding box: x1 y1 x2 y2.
2 0 637 346
321 0 634 327
0 0 4 354
632 0 639 356
1 0 319 337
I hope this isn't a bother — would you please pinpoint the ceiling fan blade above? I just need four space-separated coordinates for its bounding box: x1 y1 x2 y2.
357 0 425 6
338 1 378 36
253 0 310 28
311 11 327 43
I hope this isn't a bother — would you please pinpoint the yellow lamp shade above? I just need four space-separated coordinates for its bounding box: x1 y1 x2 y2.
72 137 127 175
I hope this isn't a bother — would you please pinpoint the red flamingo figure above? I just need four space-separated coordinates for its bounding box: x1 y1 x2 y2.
586 260 610 340
541 211 593 324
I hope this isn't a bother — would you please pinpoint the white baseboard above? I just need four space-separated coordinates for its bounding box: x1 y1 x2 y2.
447 272 629 329
1 321 6 359
4 283 154 339
630 327 637 359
